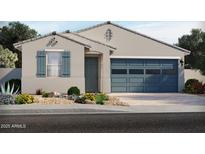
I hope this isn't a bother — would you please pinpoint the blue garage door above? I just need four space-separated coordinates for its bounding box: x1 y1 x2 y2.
111 59 178 92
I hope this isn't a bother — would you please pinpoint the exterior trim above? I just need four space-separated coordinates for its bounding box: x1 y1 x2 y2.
13 32 91 49
69 33 117 50
110 56 181 59
76 21 191 54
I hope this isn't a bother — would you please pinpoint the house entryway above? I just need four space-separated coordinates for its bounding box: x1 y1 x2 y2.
85 57 99 92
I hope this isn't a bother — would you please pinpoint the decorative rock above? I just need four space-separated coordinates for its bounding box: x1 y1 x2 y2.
0 94 15 105
85 99 96 104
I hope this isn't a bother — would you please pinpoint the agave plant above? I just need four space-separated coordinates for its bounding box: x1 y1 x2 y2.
0 82 19 95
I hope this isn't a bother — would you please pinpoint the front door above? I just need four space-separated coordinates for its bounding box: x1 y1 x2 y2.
85 57 99 92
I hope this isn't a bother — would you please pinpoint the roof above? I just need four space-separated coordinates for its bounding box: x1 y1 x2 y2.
13 32 91 48
76 21 191 54
62 32 116 50
13 31 116 50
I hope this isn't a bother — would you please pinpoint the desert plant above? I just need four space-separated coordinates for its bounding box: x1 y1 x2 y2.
84 93 96 101
42 91 49 97
0 82 19 95
5 79 21 93
36 89 42 95
15 93 34 104
95 93 109 105
67 86 80 96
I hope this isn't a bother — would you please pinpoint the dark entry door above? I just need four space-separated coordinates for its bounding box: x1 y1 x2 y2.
85 57 98 92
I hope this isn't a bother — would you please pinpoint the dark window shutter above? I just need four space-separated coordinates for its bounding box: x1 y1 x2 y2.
36 50 46 77
61 51 70 77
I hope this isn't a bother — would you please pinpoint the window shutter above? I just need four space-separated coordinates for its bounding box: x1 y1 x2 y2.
61 51 70 77
36 50 46 77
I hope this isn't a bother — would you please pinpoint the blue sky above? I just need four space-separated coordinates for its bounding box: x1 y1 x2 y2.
1 21 204 44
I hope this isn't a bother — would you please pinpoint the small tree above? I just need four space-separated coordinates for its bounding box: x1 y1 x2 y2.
0 44 18 68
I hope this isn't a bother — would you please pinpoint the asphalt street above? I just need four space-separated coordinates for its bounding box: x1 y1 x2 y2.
0 112 205 133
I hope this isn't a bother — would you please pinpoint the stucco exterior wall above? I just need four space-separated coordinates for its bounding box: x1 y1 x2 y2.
0 68 21 85
79 24 186 58
185 69 205 83
79 24 187 92
21 35 86 94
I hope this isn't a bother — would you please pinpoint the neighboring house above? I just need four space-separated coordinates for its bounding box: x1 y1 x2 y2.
13 21 190 94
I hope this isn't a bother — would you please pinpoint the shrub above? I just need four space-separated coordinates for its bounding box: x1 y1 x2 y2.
42 91 49 98
95 93 109 105
75 96 86 104
185 79 199 89
15 94 34 104
184 79 204 94
84 93 96 101
67 87 80 96
36 89 42 95
5 79 21 93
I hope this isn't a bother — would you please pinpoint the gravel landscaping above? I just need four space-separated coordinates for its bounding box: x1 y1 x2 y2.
32 95 128 106
33 95 74 104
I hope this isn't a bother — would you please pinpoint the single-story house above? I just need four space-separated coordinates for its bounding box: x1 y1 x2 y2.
14 21 191 94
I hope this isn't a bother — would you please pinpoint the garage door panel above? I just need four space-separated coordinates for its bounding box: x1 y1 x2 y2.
160 86 177 92
111 82 127 87
145 86 160 92
127 82 144 86
111 78 127 83
129 86 144 92
161 76 177 83
129 77 144 83
111 86 127 92
145 76 161 83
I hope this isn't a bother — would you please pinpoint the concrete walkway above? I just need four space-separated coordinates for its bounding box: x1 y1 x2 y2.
109 93 205 106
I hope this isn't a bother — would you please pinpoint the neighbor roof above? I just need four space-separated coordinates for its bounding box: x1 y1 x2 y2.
76 21 191 54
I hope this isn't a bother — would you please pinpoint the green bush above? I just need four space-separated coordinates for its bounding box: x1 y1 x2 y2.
15 93 34 104
84 93 96 101
42 91 49 97
67 87 80 96
184 79 204 94
95 93 109 105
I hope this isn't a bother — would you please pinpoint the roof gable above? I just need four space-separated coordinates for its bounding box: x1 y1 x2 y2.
76 21 191 54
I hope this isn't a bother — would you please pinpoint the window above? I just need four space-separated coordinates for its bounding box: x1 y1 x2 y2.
146 69 160 74
112 69 127 74
162 69 176 75
129 69 144 74
47 52 62 77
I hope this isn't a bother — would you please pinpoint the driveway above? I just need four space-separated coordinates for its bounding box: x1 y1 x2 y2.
109 93 205 106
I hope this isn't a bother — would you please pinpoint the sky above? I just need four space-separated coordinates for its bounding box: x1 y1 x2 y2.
0 21 204 44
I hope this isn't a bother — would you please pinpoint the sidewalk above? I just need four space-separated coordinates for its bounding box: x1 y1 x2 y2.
1 103 205 115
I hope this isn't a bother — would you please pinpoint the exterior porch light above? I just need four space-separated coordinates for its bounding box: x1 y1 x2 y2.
180 59 184 66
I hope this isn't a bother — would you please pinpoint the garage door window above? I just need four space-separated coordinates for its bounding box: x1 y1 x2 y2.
146 69 160 74
129 69 144 74
162 69 176 75
112 69 127 74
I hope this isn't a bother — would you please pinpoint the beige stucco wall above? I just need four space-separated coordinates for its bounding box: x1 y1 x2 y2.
21 35 86 94
185 69 205 83
79 24 188 92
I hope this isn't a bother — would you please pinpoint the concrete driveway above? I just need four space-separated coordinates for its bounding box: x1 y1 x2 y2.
109 93 205 106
